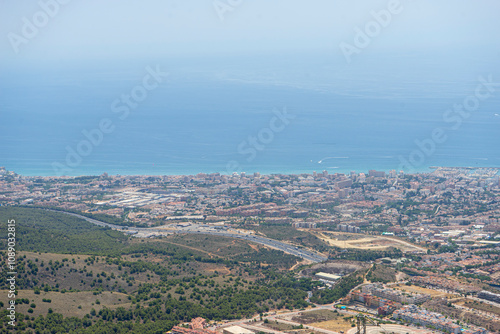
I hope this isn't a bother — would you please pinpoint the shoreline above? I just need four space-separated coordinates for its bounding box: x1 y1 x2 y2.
3 166 500 178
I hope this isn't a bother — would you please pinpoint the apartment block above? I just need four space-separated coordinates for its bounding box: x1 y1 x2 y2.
362 284 430 304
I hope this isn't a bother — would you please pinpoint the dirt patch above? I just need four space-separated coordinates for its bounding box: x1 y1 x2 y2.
262 320 325 334
393 284 450 298
310 318 354 333
289 260 308 271
288 309 354 332
248 243 260 252
292 309 340 324
315 232 424 253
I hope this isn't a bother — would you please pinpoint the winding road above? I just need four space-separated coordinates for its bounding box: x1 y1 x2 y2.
49 209 328 263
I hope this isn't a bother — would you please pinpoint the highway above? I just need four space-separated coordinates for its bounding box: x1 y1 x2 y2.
181 229 327 263
49 209 328 263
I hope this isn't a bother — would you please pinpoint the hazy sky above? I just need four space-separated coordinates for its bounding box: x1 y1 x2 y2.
1 1 500 176
1 0 500 64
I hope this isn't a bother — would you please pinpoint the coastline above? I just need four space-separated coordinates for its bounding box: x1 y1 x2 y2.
3 165 499 178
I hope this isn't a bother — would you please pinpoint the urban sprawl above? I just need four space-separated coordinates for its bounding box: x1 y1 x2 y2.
1 166 499 334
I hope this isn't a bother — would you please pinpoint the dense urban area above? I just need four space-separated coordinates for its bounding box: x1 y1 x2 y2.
1 166 499 334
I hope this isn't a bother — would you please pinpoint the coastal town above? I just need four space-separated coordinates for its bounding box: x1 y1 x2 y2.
2 166 499 245
1 166 499 333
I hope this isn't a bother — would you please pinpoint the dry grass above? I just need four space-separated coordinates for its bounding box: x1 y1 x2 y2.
393 284 451 297
290 309 355 333
310 318 354 333
2 290 130 318
261 321 326 334
457 300 500 316
20 251 152 293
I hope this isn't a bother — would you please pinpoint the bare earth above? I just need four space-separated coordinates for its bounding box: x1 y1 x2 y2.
315 232 425 253
393 284 455 298
310 319 354 333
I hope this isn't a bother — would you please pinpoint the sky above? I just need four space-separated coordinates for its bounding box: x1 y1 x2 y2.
1 0 500 65
1 1 500 176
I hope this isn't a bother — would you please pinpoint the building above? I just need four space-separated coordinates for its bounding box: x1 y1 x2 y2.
338 224 361 233
477 290 500 303
336 179 353 188
410 277 480 295
369 170 386 178
315 272 341 283
292 222 317 229
393 305 486 334
362 284 430 304
348 290 401 315
378 303 398 316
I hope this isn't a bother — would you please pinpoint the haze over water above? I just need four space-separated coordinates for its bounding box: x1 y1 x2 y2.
1 1 499 176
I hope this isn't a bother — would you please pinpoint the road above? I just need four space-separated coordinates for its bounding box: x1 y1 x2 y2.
49 209 328 263
346 324 435 334
220 302 360 334
181 230 327 263
221 307 338 334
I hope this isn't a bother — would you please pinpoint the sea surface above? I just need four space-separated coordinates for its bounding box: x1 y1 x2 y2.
1 52 500 176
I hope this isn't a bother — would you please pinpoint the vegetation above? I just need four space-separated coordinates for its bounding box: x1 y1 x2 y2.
330 247 403 262
310 272 364 304
240 224 330 252
0 207 322 333
366 264 397 283
0 207 128 255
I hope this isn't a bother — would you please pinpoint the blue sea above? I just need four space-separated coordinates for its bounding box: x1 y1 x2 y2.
1 51 500 176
